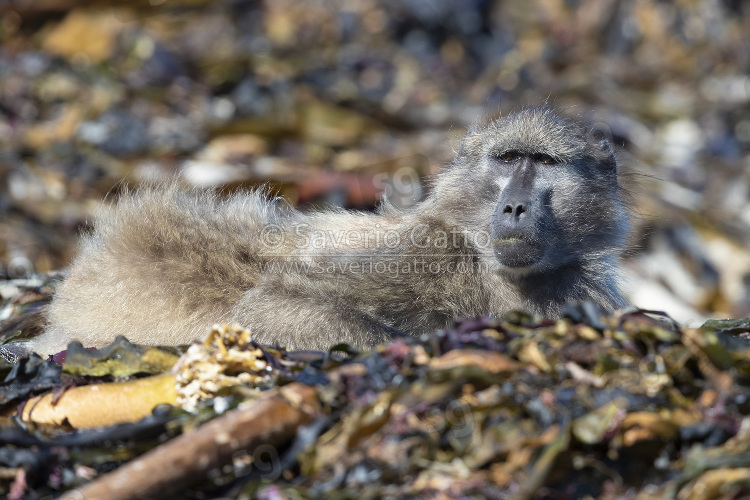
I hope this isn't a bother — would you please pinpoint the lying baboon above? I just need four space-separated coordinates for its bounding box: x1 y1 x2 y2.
27 107 628 354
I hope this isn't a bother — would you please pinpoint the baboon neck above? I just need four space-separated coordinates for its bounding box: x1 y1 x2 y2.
513 259 623 315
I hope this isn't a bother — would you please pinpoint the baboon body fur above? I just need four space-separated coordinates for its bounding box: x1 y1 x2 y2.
29 107 628 354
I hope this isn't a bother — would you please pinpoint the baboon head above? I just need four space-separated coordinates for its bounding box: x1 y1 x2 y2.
434 106 628 277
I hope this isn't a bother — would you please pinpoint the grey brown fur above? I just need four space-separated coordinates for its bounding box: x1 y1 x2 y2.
28 107 628 354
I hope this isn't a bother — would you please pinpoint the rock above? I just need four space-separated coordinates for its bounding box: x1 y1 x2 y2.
77 108 149 156
300 101 376 147
42 10 123 64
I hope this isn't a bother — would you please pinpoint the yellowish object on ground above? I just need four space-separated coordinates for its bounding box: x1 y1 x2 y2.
22 374 178 428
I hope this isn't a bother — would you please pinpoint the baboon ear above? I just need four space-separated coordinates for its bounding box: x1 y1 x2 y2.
587 121 615 153
584 121 618 171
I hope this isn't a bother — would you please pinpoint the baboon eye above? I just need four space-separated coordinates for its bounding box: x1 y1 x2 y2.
536 154 558 165
496 151 521 162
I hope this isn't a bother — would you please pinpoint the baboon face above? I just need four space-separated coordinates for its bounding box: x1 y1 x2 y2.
440 108 627 277
490 150 562 270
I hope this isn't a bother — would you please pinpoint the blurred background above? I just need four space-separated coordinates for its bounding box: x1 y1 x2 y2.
0 0 749 324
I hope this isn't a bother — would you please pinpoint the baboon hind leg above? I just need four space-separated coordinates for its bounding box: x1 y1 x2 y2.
231 287 403 351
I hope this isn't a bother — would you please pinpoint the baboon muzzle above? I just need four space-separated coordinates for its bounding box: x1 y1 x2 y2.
490 159 546 270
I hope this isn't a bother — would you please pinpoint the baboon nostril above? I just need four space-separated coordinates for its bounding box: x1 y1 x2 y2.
502 204 526 218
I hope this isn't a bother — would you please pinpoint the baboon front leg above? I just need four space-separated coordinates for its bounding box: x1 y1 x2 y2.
231 286 402 351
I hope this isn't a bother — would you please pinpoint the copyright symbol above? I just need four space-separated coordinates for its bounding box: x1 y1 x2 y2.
260 224 284 249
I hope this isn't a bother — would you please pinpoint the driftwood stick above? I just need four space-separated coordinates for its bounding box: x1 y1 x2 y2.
62 383 321 500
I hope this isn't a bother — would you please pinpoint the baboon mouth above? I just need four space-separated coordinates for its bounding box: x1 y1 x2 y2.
492 239 544 268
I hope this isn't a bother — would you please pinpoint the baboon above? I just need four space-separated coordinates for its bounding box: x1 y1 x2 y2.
26 107 628 354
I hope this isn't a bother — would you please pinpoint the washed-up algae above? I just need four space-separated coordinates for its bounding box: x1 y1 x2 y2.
2 306 750 499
